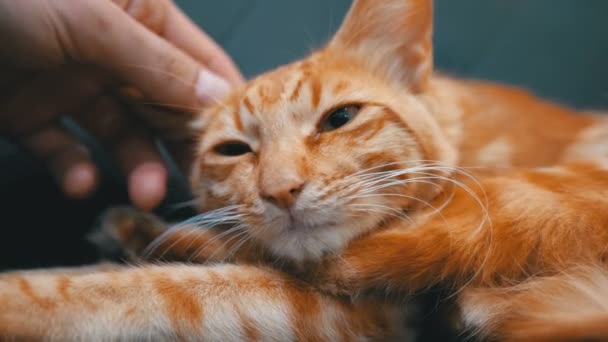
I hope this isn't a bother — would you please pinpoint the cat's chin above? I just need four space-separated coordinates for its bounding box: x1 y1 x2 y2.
264 213 383 263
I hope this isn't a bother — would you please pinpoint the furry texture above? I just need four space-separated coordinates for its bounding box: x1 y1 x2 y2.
1 0 607 340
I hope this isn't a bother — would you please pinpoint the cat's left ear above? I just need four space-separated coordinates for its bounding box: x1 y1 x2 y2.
330 0 433 93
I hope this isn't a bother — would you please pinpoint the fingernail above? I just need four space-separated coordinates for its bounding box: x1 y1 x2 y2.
195 69 232 104
129 162 167 211
63 163 97 199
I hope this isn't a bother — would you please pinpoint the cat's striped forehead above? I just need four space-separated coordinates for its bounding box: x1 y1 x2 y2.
196 53 386 145
191 48 453 169
241 57 358 115
195 52 418 145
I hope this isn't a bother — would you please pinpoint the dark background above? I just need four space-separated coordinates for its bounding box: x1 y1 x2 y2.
1 1 607 270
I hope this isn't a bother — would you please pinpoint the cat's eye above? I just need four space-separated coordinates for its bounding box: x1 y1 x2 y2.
320 105 361 132
213 141 253 156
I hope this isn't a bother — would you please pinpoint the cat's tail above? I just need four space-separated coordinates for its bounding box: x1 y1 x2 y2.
460 264 608 341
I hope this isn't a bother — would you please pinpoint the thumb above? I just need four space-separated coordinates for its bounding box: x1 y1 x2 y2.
58 0 232 110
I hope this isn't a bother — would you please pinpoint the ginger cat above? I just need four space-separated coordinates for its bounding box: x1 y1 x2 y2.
2 0 608 340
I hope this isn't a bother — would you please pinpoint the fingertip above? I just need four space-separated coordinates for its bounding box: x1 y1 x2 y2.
206 55 246 86
128 162 168 211
63 162 98 199
195 69 232 105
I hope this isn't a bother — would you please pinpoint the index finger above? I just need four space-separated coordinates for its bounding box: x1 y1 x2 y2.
57 0 228 110
162 2 245 86
113 0 244 86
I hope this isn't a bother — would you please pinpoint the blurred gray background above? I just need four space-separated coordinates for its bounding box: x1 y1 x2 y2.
1 1 607 270
177 0 608 109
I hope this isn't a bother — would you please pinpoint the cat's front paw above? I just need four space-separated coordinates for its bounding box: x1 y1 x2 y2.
88 206 167 260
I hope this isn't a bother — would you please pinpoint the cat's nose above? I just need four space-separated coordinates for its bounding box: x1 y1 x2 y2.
261 180 305 209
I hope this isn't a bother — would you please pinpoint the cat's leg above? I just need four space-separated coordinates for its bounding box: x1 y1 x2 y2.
457 266 608 341
0 263 412 341
91 206 267 264
307 171 496 296
311 161 608 297
311 221 458 296
0 262 123 279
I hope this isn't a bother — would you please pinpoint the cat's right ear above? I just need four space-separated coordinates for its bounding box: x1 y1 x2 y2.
330 0 433 93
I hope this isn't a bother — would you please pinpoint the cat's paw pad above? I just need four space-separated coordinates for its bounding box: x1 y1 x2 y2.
88 206 166 260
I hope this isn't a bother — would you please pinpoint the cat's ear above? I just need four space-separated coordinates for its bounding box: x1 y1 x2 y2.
330 0 433 92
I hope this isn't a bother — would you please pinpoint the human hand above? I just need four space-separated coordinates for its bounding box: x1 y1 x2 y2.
0 0 244 210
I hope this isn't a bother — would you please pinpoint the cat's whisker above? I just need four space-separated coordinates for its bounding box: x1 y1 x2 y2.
143 205 244 258
342 164 491 258
222 230 255 263
338 167 451 209
343 163 488 222
352 177 441 195
166 199 198 211
361 161 484 179
202 225 249 262
406 170 491 231
342 159 448 180
342 159 481 180
346 191 453 224
349 202 405 215
340 174 446 204
405 172 493 300
178 219 244 261
336 160 446 199
186 223 248 263
341 163 456 190
148 226 199 261
392 168 486 206
221 232 251 262
350 206 414 224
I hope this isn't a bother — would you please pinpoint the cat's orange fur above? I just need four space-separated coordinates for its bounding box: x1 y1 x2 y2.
1 0 607 340
113 163 608 341
0 262 410 341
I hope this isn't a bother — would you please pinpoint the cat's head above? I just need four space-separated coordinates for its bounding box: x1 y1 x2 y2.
190 0 456 262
